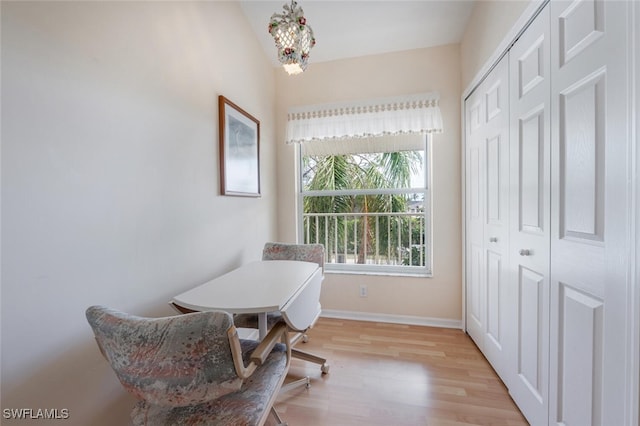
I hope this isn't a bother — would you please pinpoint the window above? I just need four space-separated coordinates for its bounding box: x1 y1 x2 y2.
297 134 432 276
286 92 442 276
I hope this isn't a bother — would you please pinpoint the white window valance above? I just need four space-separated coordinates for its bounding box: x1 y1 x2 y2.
285 92 443 145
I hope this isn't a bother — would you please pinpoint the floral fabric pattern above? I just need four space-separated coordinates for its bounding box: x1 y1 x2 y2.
262 242 324 271
86 306 288 425
131 340 287 426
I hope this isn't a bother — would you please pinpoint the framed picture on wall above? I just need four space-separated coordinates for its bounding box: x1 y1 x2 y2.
218 95 261 197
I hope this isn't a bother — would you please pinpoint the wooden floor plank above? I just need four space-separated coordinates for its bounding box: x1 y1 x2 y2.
269 318 527 426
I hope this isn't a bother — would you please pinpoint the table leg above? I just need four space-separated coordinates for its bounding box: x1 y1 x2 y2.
258 312 268 340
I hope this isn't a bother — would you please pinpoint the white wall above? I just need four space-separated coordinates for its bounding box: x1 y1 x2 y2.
460 0 530 91
275 45 463 324
1 2 276 424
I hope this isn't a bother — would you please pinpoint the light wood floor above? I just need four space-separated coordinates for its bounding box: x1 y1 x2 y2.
269 318 528 426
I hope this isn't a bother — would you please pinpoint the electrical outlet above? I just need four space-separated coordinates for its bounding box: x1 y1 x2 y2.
359 284 368 297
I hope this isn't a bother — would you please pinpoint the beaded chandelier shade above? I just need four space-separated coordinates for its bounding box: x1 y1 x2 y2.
268 1 316 75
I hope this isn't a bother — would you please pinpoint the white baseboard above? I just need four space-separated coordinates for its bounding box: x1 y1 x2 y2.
320 309 463 330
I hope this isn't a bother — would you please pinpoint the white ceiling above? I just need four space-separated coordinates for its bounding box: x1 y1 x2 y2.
239 0 476 67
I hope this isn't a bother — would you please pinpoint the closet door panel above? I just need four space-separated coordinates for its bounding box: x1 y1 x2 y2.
556 284 604 426
465 93 486 347
482 56 511 383
558 0 604 67
518 37 546 98
486 250 502 343
486 135 502 223
508 5 551 425
560 71 605 243
518 266 545 396
468 242 484 338
550 1 630 425
464 54 510 384
518 107 545 233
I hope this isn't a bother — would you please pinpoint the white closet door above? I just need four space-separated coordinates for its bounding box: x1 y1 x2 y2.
508 5 551 425
481 56 511 384
549 1 631 425
465 55 511 383
465 72 487 349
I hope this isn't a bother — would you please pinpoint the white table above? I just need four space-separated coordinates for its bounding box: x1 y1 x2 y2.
171 260 322 339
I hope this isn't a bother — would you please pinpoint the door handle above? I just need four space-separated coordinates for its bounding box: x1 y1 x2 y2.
519 249 532 256
489 237 498 243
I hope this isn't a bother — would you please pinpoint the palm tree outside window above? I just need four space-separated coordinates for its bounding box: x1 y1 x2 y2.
287 92 442 275
298 135 432 276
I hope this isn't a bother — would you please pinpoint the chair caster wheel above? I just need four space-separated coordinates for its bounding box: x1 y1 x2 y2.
321 363 330 374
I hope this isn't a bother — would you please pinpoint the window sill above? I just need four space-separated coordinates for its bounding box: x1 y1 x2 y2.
325 268 433 278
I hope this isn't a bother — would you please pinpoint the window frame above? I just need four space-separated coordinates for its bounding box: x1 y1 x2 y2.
296 135 433 277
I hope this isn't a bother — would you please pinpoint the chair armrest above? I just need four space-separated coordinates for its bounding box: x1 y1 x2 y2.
227 321 291 380
250 321 288 366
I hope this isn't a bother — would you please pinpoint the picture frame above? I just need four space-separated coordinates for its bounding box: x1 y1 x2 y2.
218 95 261 197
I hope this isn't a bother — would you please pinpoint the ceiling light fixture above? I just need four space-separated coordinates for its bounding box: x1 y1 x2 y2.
268 1 316 75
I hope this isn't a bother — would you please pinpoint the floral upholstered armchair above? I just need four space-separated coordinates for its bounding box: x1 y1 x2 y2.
86 305 291 425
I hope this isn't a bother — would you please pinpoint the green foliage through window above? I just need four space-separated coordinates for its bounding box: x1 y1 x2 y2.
300 149 429 271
